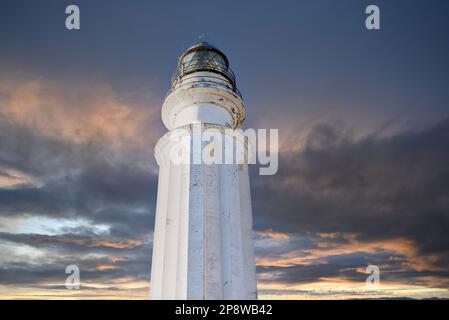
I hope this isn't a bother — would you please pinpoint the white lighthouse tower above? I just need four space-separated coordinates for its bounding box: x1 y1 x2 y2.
150 41 257 299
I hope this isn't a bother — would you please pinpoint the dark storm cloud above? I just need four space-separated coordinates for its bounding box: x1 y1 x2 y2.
258 252 377 284
0 99 157 293
0 114 80 178
0 114 158 238
0 243 151 286
252 117 449 270
0 232 145 252
3 112 449 291
2 109 449 293
258 252 449 289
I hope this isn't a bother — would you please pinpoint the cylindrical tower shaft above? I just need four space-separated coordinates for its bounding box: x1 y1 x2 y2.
150 42 257 300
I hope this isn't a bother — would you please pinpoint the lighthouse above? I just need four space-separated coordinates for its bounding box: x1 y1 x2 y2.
150 41 257 299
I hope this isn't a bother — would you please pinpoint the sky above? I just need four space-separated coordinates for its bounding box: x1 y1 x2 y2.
1 0 449 299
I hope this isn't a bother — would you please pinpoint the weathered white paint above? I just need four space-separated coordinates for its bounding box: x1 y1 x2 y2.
149 154 169 299
174 104 233 128
162 72 245 130
150 53 257 299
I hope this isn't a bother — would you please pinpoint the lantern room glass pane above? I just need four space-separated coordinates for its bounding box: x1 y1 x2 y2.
181 50 228 74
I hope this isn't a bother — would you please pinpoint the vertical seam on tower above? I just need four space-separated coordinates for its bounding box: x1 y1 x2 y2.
202 124 207 299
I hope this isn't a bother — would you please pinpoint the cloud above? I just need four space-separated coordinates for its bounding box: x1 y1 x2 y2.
0 77 160 298
249 118 449 297
1 75 449 298
252 118 449 274
0 77 162 241
0 78 161 148
0 232 145 250
255 229 290 240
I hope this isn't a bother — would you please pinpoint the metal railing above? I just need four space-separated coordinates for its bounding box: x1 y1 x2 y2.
166 75 242 100
168 58 241 98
